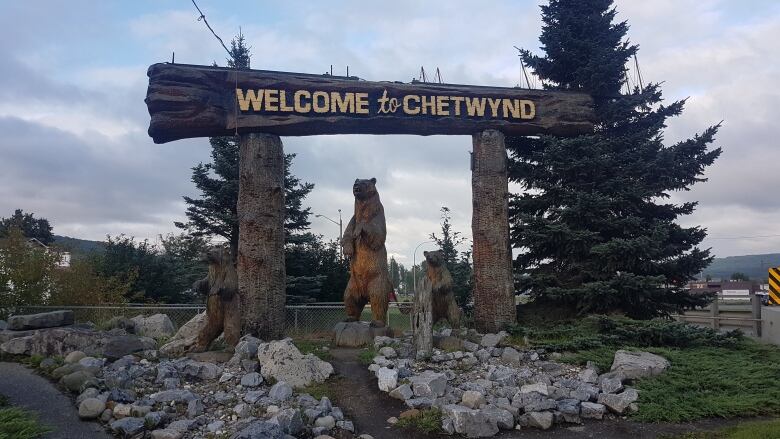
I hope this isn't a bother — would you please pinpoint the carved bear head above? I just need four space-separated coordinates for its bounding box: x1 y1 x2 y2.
424 249 446 267
201 245 231 265
352 177 378 200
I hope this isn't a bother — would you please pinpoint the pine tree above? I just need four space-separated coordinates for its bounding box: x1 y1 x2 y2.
508 0 721 319
0 209 54 245
175 35 315 256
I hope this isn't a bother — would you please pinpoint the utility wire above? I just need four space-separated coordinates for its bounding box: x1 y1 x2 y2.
190 0 233 60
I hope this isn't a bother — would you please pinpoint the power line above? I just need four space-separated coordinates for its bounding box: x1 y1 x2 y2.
190 0 232 60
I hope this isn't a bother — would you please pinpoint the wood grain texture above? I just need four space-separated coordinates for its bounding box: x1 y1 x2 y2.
145 63 594 143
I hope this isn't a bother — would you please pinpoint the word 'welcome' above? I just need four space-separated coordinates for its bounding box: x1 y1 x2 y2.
235 88 536 120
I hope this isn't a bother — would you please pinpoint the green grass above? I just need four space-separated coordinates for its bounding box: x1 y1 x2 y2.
358 347 377 365
300 379 337 400
0 394 50 439
396 408 443 434
293 338 333 361
663 419 780 438
509 314 780 423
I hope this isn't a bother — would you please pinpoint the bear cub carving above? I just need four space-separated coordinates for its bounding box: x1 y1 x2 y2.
191 246 240 352
424 249 462 327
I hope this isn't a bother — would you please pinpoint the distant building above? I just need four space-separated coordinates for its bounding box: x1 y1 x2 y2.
688 280 759 300
26 238 70 268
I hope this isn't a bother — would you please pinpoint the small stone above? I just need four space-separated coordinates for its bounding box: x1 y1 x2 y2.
78 398 105 419
611 350 670 379
271 408 304 435
581 402 607 419
130 404 151 417
389 384 413 401
110 417 146 436
598 388 639 414
501 347 521 363
336 420 354 432
462 340 479 352
315 415 336 429
378 346 397 358
579 368 599 384
527 411 554 430
400 408 419 419
113 403 132 419
387 416 398 425
377 367 398 392
461 390 485 409
64 351 86 364
234 403 251 418
186 399 203 418
241 372 263 387
520 382 549 396
600 376 623 394
150 429 182 439
269 381 293 401
244 390 265 404
207 420 225 432
480 332 507 348
219 372 234 383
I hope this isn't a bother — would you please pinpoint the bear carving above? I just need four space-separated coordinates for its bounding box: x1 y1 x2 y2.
424 250 462 327
191 246 241 352
341 178 393 327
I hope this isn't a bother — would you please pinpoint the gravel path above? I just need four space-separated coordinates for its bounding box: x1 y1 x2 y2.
0 362 112 439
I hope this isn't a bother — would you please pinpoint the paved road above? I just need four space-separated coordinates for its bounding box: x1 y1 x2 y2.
0 362 112 439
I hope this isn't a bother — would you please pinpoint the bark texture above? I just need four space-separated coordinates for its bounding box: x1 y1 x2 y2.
238 133 286 339
472 130 516 333
413 275 433 359
145 63 594 143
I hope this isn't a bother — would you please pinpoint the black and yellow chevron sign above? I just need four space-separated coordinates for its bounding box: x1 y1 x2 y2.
769 267 780 305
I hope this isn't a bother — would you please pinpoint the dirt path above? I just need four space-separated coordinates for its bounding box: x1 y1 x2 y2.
0 362 112 439
327 348 753 439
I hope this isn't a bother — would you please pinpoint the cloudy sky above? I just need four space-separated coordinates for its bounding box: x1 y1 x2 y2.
1 0 779 263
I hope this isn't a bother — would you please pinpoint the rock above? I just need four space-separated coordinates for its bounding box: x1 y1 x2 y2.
501 347 521 363
462 340 479 352
269 408 303 435
130 314 174 339
405 398 434 409
231 420 284 439
581 402 607 419
409 370 447 398
159 313 207 357
1 327 110 357
242 359 259 372
234 403 252 418
108 388 136 403
315 415 336 429
144 412 166 429
110 417 146 437
377 367 398 392
527 411 554 430
8 310 74 330
77 388 101 405
61 370 97 393
39 357 58 371
151 429 183 439
149 389 198 403
130 405 151 417
208 420 225 432
599 376 623 394
241 372 263 387
269 381 293 401
167 419 197 432
230 335 262 364
373 336 394 348
480 332 507 348
332 321 390 347
0 320 6 330
196 361 222 380
336 420 354 432
113 403 133 418
520 382 549 396
378 346 397 358
386 417 398 425
598 388 639 414
257 339 333 388
442 404 499 437
482 406 514 430
556 398 581 423
105 316 136 333
611 350 670 379
461 390 485 409
579 368 599 384
186 398 203 418
64 351 86 364
78 398 105 419
244 390 265 404
103 335 156 361
435 336 463 351
389 384 413 401
475 349 491 363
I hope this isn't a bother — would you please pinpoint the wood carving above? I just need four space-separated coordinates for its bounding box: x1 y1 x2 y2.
145 63 594 143
191 246 241 351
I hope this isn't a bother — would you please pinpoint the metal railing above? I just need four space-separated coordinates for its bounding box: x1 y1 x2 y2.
8 302 413 338
672 296 763 337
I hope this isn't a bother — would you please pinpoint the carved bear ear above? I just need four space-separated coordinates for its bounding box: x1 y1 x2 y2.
423 251 429 257
370 177 376 184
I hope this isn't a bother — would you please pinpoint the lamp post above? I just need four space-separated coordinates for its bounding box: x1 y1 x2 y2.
315 209 343 260
413 240 435 294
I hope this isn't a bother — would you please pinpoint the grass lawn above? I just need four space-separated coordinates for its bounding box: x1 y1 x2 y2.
509 312 780 422
0 394 50 439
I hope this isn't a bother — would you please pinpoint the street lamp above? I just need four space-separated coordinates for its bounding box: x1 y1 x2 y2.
315 209 343 260
413 240 436 294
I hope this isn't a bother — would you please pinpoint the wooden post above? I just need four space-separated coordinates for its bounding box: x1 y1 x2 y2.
238 133 286 340
710 298 719 330
413 276 433 359
471 130 516 333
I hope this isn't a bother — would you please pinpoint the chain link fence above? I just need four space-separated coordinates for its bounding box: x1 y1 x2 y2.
9 302 414 338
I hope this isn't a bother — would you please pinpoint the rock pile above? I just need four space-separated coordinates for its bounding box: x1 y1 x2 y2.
369 329 668 437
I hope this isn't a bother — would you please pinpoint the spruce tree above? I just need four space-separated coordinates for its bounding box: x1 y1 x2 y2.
508 0 721 318
176 35 315 257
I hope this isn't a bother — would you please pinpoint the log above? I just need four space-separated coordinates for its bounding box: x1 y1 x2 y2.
145 63 594 143
413 275 434 359
238 133 286 340
472 130 516 333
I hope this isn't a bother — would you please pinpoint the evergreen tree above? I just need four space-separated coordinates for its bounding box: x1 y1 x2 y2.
175 35 315 256
508 0 721 318
0 209 54 245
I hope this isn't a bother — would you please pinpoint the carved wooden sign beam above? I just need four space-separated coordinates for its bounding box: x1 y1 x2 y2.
145 63 594 143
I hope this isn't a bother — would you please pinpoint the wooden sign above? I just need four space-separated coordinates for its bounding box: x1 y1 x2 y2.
145 63 594 143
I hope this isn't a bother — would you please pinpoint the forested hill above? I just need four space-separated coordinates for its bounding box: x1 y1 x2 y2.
52 235 105 256
700 253 780 281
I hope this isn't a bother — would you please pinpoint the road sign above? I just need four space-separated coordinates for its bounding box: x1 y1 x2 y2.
769 267 780 305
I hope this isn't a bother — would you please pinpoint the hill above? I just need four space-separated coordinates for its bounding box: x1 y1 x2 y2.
51 235 105 257
699 253 780 281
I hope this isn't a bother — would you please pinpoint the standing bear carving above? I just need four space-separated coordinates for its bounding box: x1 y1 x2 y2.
424 250 462 327
341 178 393 327
191 246 241 352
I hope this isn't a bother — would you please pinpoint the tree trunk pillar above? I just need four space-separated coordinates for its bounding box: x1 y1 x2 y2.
238 133 286 340
471 129 516 333
412 276 433 359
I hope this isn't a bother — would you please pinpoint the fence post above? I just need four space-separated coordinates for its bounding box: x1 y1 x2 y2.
711 299 719 330
752 294 762 337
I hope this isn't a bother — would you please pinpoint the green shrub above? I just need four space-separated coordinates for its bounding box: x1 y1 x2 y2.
0 406 50 439
358 347 377 365
396 409 442 434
